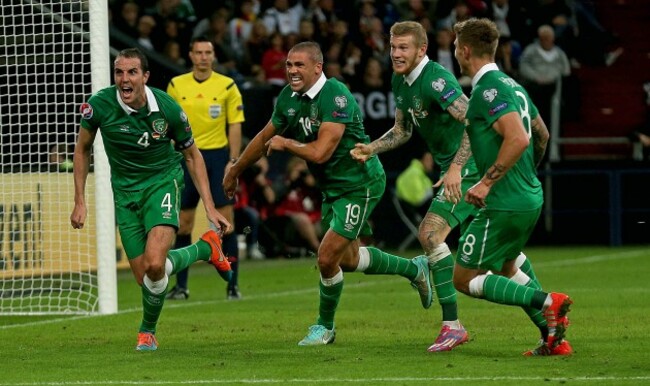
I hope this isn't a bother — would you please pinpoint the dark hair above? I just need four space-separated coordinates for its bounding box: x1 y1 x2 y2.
116 47 149 72
189 35 213 51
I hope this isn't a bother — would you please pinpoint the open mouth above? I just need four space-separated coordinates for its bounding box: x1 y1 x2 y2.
121 86 133 99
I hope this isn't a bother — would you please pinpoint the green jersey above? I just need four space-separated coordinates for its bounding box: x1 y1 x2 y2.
392 59 474 172
271 75 384 194
80 85 193 191
465 64 543 211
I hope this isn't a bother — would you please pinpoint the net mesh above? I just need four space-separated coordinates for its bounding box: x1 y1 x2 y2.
0 0 99 314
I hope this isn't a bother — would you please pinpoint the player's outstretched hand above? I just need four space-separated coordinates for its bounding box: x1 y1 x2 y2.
350 143 372 163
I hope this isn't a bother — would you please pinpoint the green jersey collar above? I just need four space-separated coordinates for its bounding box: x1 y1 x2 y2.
116 86 160 116
471 63 499 90
404 55 429 86
292 73 327 99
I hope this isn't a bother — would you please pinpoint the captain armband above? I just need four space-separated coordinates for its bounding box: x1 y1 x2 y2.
175 137 195 151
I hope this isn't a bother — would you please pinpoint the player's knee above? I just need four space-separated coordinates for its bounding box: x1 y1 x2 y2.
418 217 450 251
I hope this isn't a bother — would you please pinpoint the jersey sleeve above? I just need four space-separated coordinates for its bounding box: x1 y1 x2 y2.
79 94 102 131
319 83 355 125
225 82 246 124
427 67 463 111
474 85 520 128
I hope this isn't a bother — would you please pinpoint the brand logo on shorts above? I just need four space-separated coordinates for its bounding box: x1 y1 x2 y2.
459 253 470 264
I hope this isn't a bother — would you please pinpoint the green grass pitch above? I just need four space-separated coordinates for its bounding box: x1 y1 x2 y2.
1 245 649 385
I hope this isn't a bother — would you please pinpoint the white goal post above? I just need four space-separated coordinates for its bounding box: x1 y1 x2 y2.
0 0 116 315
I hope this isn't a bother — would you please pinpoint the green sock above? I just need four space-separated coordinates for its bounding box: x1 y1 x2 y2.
316 279 343 330
363 247 419 281
139 282 168 333
167 240 212 274
516 259 548 339
430 254 458 321
518 256 542 290
482 275 547 309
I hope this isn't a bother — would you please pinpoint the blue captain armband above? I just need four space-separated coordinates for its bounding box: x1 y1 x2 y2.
175 137 195 151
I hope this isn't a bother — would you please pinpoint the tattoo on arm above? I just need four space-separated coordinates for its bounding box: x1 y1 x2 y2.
371 109 412 154
485 163 506 182
530 117 549 167
452 131 472 167
447 94 469 123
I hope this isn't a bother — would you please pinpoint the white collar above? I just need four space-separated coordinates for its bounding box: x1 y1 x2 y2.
404 55 429 86
117 86 160 115
471 63 499 89
292 73 327 99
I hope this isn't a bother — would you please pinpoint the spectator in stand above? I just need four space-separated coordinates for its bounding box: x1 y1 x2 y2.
395 151 435 214
305 0 338 46
228 0 260 68
354 56 388 93
113 1 141 39
243 19 270 83
162 40 187 68
362 17 389 64
569 0 623 67
136 15 157 51
341 45 363 81
495 36 518 78
430 27 463 80
485 0 532 61
531 0 583 66
261 0 304 36
274 156 323 255
145 0 197 52
396 0 437 22
518 24 571 125
297 18 316 43
234 155 271 260
436 0 484 31
262 32 289 94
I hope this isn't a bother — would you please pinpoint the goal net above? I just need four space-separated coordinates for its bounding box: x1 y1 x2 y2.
0 0 116 315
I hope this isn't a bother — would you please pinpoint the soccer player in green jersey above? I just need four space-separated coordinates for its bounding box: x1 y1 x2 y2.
223 41 433 346
166 36 246 301
70 48 232 351
351 20 472 352
452 18 573 356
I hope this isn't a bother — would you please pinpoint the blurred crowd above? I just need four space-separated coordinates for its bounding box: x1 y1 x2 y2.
107 0 623 256
109 0 621 97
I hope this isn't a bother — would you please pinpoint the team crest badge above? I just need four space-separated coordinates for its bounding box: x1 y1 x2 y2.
310 103 319 121
334 95 347 109
80 103 93 119
483 89 498 102
152 119 168 139
209 104 221 119
413 96 422 111
432 78 446 92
